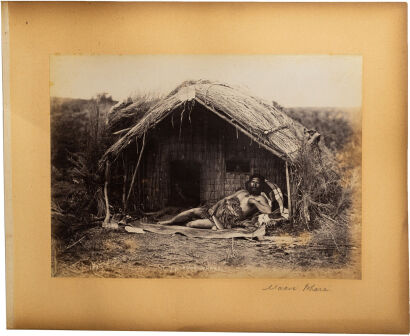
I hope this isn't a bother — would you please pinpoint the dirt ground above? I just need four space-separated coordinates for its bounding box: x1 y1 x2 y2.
52 222 360 279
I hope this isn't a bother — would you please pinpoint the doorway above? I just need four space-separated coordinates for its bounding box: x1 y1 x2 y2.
169 160 200 207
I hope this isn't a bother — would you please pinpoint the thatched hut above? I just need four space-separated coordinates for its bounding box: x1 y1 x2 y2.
100 80 325 223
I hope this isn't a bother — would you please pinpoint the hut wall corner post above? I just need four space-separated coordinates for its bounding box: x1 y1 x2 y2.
122 154 127 210
285 161 292 217
125 132 146 211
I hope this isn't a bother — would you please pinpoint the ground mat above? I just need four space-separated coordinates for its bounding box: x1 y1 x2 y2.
125 221 266 239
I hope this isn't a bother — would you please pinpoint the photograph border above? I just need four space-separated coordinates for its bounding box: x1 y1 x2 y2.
3 2 408 332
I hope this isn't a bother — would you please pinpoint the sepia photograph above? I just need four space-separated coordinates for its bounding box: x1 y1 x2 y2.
50 55 362 279
5 2 407 331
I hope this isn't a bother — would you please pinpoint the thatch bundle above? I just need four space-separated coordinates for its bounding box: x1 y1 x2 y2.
107 94 161 136
290 140 342 228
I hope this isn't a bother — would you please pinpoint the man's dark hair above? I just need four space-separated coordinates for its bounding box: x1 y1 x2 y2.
248 173 265 182
245 173 270 196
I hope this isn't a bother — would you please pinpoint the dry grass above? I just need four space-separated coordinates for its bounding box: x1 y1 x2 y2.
52 225 360 279
291 141 343 228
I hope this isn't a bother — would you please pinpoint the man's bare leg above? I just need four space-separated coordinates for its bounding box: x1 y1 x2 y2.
158 208 203 225
186 219 214 229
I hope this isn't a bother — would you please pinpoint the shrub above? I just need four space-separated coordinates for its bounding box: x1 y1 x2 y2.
51 95 117 239
290 141 342 228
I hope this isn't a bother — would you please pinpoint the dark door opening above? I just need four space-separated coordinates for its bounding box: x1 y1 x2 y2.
169 160 200 207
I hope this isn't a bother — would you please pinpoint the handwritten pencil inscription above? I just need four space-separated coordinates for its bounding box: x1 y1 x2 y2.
262 283 329 292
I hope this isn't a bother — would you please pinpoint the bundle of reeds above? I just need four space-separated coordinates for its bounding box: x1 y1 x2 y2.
290 141 343 229
107 94 161 135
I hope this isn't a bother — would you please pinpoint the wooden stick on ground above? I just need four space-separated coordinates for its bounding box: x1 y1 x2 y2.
64 235 86 252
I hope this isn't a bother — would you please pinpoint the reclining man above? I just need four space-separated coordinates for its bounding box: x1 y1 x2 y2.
159 174 273 230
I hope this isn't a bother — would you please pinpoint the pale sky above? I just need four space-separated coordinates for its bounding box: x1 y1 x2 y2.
50 55 362 108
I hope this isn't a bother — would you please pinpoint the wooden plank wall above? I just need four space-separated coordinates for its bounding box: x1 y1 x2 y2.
135 104 286 211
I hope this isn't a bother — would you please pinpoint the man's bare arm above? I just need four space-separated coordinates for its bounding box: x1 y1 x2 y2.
226 189 246 200
248 196 272 214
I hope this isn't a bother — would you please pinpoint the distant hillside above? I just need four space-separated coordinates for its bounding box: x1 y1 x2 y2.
285 107 360 153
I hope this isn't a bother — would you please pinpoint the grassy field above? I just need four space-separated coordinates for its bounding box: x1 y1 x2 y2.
52 223 360 279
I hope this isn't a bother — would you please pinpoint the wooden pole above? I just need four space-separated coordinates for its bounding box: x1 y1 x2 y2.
285 161 292 218
102 161 111 227
122 154 127 211
125 132 146 210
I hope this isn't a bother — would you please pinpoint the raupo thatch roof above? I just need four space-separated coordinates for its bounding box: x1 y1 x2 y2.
102 80 309 164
